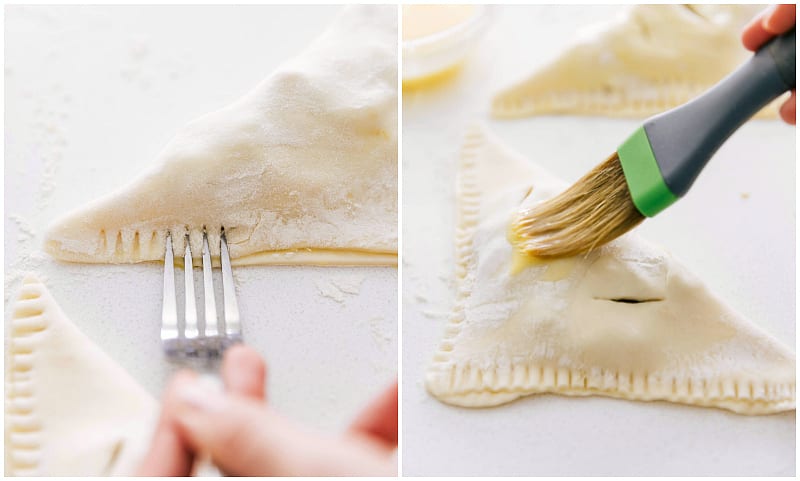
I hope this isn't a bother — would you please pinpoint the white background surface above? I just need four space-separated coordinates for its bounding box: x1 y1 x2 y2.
402 5 795 476
5 5 397 435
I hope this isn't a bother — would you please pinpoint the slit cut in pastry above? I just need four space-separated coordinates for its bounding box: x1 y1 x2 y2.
5 275 158 476
424 125 795 414
492 4 781 119
44 5 398 266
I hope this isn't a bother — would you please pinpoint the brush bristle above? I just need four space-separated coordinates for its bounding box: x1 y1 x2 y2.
512 153 644 258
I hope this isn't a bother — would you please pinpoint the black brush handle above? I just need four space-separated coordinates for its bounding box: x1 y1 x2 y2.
643 27 795 198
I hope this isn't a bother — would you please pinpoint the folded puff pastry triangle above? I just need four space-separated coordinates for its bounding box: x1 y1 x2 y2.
492 4 780 119
425 125 795 415
5 275 158 476
44 5 398 266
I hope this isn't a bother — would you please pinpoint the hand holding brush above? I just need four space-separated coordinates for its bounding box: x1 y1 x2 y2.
512 15 795 259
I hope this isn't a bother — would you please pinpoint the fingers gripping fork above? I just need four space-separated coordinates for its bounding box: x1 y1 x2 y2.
161 229 242 362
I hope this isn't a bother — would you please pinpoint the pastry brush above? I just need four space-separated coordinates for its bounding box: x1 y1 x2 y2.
512 27 795 258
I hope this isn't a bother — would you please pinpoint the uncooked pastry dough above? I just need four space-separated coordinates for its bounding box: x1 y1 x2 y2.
5 275 158 476
492 5 781 119
425 125 795 414
44 5 398 266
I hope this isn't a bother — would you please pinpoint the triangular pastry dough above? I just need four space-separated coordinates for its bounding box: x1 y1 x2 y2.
44 5 398 266
5 275 158 476
425 125 795 414
492 4 780 119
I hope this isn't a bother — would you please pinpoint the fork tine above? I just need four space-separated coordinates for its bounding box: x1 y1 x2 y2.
202 230 219 337
220 230 241 341
161 232 178 343
184 234 199 341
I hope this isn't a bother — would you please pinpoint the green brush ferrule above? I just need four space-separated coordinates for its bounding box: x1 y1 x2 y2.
617 127 678 218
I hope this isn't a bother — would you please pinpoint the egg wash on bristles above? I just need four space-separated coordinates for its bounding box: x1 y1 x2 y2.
510 153 645 259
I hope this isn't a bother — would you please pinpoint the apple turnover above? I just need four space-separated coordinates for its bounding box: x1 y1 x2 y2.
5 276 158 476
44 5 398 266
492 5 780 119
425 125 795 414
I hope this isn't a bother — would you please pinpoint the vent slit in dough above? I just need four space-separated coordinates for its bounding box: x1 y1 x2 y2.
424 124 795 414
492 5 781 119
44 5 398 266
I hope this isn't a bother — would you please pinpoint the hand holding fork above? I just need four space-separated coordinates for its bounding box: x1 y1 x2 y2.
138 228 398 476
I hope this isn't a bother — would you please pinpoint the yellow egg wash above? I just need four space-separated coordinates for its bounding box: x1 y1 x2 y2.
402 5 477 41
402 62 463 90
509 230 576 280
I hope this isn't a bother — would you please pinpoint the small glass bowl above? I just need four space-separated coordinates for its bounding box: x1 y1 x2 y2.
402 5 493 85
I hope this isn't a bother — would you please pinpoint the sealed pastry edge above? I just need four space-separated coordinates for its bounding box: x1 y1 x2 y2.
492 84 781 120
46 234 398 267
43 5 399 267
6 276 54 476
423 124 796 415
5 275 158 476
490 4 781 120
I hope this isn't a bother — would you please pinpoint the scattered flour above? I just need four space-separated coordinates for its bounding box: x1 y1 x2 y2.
366 315 392 351
5 70 72 301
422 309 448 319
29 93 70 212
4 251 48 303
315 278 347 303
314 273 366 303
9 214 36 242
333 273 365 294
5 212 47 302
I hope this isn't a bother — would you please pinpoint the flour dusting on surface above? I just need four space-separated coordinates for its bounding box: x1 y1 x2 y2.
422 309 447 319
315 278 347 303
366 315 392 351
314 273 366 303
9 214 36 242
332 273 365 294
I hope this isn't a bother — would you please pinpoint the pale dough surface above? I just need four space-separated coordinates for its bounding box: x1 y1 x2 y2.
492 4 781 119
44 5 398 265
5 275 158 476
425 125 795 414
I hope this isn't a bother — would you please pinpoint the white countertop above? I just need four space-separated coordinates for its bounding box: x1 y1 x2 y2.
5 5 397 434
402 5 795 476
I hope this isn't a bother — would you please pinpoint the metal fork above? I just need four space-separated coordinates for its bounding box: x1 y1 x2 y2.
161 228 242 370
